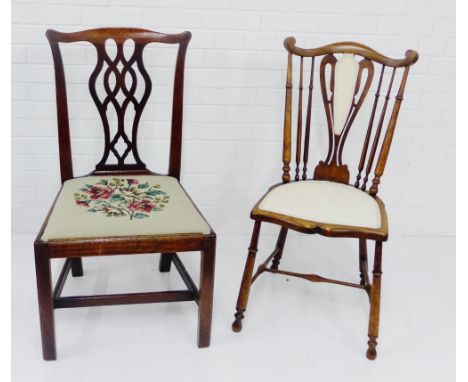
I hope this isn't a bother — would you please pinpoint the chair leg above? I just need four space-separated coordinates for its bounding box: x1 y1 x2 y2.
197 235 216 348
71 258 83 277
34 245 57 360
367 241 383 360
270 227 288 270
159 253 174 273
359 239 368 286
232 221 261 332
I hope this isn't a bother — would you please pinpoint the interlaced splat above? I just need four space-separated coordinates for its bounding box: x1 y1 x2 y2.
46 28 191 182
89 39 152 171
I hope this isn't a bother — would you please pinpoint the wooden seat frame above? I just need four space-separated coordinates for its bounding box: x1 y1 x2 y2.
232 38 418 360
34 28 216 360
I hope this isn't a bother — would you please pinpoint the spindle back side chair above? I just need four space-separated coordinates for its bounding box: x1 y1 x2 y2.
232 37 418 360
34 28 216 360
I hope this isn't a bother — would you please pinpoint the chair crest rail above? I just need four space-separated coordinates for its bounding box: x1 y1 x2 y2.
283 37 419 67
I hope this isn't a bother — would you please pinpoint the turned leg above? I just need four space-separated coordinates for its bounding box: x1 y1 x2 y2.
367 241 383 360
270 227 288 270
159 253 174 273
34 245 57 360
197 236 216 348
232 221 261 332
71 258 83 277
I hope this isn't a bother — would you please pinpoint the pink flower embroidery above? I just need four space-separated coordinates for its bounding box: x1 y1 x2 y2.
86 185 114 200
76 200 90 207
74 178 169 220
128 199 156 213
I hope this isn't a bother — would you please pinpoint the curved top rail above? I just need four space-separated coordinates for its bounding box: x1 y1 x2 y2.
46 27 192 45
284 37 418 67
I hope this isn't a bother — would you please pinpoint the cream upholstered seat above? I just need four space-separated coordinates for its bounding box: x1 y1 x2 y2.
257 180 382 229
232 39 418 360
41 175 211 241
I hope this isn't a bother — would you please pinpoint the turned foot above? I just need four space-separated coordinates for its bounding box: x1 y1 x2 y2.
232 310 244 332
232 222 262 334
366 337 377 360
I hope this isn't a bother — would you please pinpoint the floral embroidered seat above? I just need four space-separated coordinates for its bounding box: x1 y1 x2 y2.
35 28 216 361
41 175 211 241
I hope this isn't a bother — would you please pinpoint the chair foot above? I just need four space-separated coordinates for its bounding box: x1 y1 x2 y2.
71 258 83 277
232 221 261 334
232 310 245 332
366 241 383 361
197 236 216 348
366 336 378 360
35 245 57 360
159 253 173 273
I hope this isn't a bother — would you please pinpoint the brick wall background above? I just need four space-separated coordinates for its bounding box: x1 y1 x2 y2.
11 0 455 238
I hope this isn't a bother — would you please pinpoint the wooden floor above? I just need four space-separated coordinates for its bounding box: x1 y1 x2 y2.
12 233 454 382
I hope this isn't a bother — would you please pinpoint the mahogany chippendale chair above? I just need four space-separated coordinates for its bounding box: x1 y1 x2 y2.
34 28 216 360
232 37 418 360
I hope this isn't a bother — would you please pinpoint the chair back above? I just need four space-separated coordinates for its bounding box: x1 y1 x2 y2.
281 37 418 195
47 28 191 182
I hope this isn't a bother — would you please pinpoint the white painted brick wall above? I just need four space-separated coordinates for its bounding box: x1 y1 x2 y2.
12 0 455 238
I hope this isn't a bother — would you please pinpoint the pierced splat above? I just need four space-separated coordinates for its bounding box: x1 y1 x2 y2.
313 54 374 184
46 28 191 183
90 40 151 172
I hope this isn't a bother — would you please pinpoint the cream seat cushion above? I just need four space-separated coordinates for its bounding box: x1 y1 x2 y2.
41 175 211 241
258 180 381 229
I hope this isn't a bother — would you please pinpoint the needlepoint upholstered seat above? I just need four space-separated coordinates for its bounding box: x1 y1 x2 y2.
41 176 211 240
34 28 216 361
232 38 418 360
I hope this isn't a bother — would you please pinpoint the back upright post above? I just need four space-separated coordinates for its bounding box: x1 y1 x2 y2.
282 52 293 183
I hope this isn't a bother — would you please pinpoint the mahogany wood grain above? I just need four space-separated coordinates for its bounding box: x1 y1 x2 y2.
70 258 83 277
46 28 191 179
55 290 196 309
197 235 216 347
159 252 174 273
35 28 216 360
34 244 56 361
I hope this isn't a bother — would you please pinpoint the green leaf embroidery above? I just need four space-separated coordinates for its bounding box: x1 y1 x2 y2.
133 213 149 219
147 189 165 196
